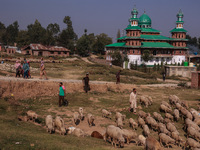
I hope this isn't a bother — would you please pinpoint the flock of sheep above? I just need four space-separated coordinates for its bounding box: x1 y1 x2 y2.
23 95 200 150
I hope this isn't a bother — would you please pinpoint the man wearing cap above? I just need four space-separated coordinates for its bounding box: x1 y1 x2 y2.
82 73 90 93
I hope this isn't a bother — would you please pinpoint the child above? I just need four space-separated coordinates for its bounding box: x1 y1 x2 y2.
58 82 68 107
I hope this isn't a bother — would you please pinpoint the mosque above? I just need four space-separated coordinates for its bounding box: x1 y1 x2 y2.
105 7 188 66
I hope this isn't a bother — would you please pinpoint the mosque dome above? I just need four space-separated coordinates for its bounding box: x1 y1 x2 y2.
139 12 151 26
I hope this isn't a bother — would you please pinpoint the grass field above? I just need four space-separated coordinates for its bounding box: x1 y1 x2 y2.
0 85 200 150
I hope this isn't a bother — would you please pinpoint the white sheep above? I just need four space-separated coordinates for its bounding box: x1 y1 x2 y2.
102 109 112 119
45 115 55 134
87 113 95 127
116 117 123 129
138 117 145 128
173 109 180 121
129 118 138 130
73 128 85 137
159 133 175 148
143 124 150 137
185 138 200 149
137 135 146 146
165 113 174 121
55 116 66 135
105 125 125 148
27 110 38 122
79 107 84 121
121 129 137 144
73 112 81 125
166 122 177 133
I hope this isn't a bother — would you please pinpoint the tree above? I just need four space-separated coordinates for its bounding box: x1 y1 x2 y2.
58 16 77 53
111 50 123 67
76 31 90 57
44 23 60 46
17 30 29 47
2 21 19 45
161 61 164 69
0 22 6 43
117 29 121 39
27 19 46 44
92 33 112 54
141 50 153 63
157 63 160 71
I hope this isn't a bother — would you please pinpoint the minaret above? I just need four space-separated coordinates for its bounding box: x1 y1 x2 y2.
176 9 184 29
170 9 187 40
129 6 139 26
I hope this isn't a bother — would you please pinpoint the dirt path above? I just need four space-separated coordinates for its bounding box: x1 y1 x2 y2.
81 57 94 64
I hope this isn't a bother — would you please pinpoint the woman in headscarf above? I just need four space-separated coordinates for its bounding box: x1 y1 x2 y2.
23 60 29 79
15 60 21 77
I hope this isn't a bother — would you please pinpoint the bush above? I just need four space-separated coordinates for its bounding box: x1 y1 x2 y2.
178 82 187 87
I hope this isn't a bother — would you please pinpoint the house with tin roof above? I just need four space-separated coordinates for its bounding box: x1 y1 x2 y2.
105 7 188 67
21 44 70 57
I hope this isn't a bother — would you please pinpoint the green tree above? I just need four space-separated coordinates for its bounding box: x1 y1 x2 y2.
161 61 164 69
76 31 90 57
92 33 112 54
17 30 29 47
27 19 46 44
0 22 6 43
43 23 60 46
165 61 168 65
2 21 19 45
58 16 77 53
117 29 121 39
181 60 184 66
111 50 123 67
141 50 153 63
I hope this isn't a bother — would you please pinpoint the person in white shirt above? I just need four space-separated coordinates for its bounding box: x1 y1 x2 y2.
129 88 137 114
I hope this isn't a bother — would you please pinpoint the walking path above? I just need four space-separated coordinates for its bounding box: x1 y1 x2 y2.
0 76 179 87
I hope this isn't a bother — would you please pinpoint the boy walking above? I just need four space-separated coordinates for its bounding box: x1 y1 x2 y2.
58 82 66 107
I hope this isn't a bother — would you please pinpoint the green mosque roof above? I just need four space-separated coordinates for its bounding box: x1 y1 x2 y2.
170 28 187 33
139 13 151 25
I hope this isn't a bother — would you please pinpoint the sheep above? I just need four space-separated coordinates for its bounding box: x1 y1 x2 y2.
138 117 145 127
147 96 153 106
138 110 148 119
102 109 112 119
181 100 189 109
116 117 123 129
165 113 174 121
121 129 137 144
145 137 162 150
171 132 184 147
55 116 66 135
187 126 200 140
173 109 180 121
185 118 200 131
105 125 125 148
73 128 85 137
143 124 150 137
129 118 138 130
158 123 171 136
140 96 150 107
137 135 146 146
115 112 126 121
159 133 175 148
164 118 171 124
91 131 103 139
73 112 81 125
184 138 200 149
169 95 180 106
161 101 171 109
45 115 55 134
166 122 177 133
190 108 199 117
79 107 84 121
26 110 38 122
194 118 200 126
153 112 164 123
67 127 76 134
160 104 172 113
145 116 158 131
87 113 95 127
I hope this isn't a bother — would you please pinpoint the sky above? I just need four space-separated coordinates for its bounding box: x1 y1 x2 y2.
0 0 200 42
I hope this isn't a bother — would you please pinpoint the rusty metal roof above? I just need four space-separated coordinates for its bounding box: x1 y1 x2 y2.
22 44 70 52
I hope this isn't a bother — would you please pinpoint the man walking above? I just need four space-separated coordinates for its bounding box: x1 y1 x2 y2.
116 70 121 84
58 82 66 107
129 88 137 114
82 73 90 93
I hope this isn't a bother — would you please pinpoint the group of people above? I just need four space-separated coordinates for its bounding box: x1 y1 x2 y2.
15 59 30 79
14 57 47 80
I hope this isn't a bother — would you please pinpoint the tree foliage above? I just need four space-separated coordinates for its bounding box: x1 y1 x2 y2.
142 50 153 62
111 50 123 67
